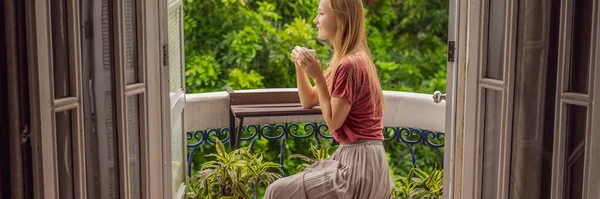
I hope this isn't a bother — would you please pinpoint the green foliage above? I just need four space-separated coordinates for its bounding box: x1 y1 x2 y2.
184 0 449 197
186 139 282 199
187 125 444 199
185 53 222 93
288 143 334 170
184 0 448 94
392 166 444 199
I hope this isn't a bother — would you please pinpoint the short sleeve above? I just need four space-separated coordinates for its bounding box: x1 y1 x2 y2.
331 62 355 104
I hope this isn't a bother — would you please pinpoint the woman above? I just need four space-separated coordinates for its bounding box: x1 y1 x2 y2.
264 0 393 198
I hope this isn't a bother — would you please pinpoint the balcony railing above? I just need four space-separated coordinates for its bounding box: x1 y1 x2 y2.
185 89 446 177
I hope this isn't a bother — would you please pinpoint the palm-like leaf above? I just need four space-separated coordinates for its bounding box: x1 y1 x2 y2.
289 143 334 170
187 139 282 199
392 165 444 199
288 154 316 163
245 153 282 197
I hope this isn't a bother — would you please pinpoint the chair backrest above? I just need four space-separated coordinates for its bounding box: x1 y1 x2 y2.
226 87 301 105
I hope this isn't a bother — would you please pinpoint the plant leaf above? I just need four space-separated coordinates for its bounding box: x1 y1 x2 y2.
289 154 315 163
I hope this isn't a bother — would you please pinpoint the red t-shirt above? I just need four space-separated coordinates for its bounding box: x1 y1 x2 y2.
326 57 384 142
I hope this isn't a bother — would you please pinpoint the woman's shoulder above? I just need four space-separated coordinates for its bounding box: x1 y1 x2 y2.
339 53 369 72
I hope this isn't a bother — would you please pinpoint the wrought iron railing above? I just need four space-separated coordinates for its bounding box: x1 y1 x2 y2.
186 122 444 177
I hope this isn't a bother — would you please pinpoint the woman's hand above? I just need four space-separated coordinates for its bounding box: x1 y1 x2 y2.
291 47 324 83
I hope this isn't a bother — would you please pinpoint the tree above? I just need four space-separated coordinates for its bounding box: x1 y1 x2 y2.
183 0 448 94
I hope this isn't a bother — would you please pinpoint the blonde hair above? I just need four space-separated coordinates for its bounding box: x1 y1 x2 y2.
325 0 384 112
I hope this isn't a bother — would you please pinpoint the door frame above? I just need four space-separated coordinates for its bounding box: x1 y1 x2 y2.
141 0 165 198
456 0 519 198
26 0 164 197
590 5 600 196
455 0 600 198
26 0 55 196
26 0 88 197
550 0 600 198
447 0 472 198
112 0 164 197
159 0 187 198
5 0 25 197
443 0 463 198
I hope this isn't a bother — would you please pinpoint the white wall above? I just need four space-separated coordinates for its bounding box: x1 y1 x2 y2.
184 89 446 133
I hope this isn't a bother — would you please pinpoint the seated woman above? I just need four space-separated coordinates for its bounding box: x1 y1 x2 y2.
264 0 393 198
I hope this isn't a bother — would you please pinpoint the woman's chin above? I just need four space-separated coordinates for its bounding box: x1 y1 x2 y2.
317 33 327 40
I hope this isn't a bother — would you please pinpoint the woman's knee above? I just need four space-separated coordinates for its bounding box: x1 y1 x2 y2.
264 178 289 198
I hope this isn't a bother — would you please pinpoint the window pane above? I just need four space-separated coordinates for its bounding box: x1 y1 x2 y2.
56 110 74 199
124 0 139 84
51 0 71 98
85 92 120 198
539 0 561 197
85 0 120 197
486 0 506 80
508 0 557 197
564 105 587 198
482 89 502 198
568 0 593 93
85 92 120 199
127 96 141 199
171 115 184 196
168 8 182 92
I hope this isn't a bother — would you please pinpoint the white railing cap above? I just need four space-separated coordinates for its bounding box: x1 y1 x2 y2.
185 89 445 132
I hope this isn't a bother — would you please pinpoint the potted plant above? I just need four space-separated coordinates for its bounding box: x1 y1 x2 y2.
392 165 443 199
187 139 281 199
288 143 333 170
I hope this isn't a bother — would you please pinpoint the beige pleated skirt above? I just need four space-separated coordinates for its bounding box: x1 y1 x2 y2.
264 140 393 199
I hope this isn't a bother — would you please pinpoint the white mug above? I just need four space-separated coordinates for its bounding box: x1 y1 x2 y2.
306 49 316 57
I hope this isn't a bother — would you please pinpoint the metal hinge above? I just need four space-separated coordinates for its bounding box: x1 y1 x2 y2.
447 41 455 62
163 44 169 66
21 125 30 144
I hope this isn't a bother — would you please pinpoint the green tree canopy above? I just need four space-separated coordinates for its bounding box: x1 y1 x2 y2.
184 0 448 94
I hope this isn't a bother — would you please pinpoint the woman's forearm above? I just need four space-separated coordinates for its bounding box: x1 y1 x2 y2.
313 77 333 125
296 67 318 108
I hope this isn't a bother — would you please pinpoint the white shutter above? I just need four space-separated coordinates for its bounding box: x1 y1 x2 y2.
550 0 599 198
28 0 87 197
160 0 186 197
